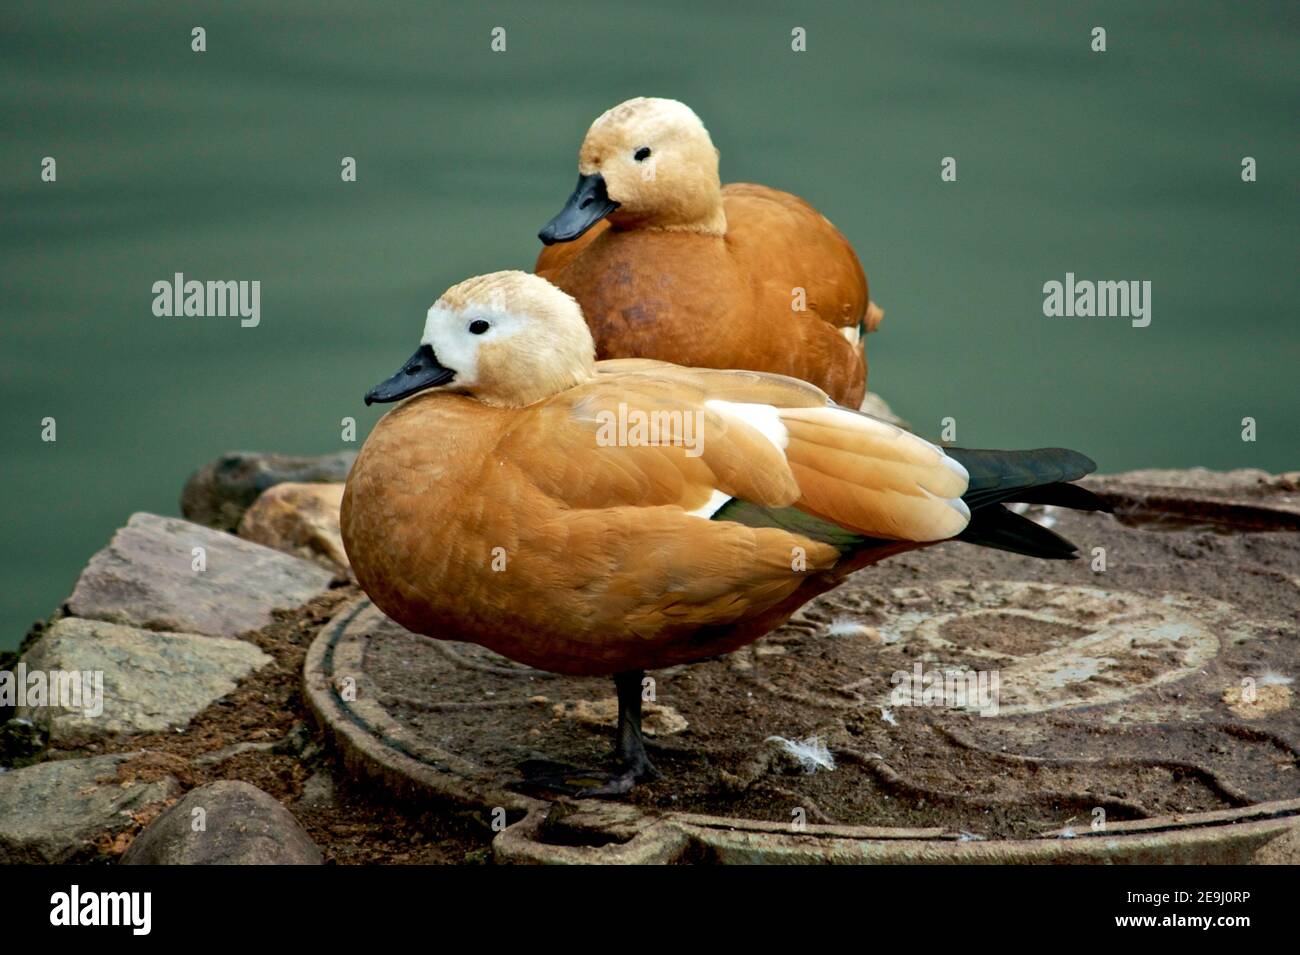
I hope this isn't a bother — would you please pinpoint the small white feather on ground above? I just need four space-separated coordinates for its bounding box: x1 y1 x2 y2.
824 615 876 640
765 735 835 773
1258 671 1294 686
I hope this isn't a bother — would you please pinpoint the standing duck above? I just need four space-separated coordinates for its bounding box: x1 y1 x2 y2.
535 97 881 409
343 271 1105 795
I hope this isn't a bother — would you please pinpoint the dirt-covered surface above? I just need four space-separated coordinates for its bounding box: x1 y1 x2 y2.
345 506 1299 841
33 586 495 865
22 505 1300 861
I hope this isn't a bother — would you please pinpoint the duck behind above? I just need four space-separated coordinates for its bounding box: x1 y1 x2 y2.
344 271 1106 795
535 97 879 409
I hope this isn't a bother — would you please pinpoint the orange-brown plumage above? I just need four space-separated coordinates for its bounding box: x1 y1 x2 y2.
534 98 874 407
341 274 973 676
343 372 822 675
344 272 1102 791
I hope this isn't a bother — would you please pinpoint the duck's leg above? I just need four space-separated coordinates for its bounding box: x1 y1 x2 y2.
515 669 662 798
611 669 662 784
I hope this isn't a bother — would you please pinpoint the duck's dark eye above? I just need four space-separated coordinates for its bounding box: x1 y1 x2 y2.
633 146 651 162
469 319 490 335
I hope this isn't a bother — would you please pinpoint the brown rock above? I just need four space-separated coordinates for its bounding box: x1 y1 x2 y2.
237 482 349 573
181 450 355 531
67 512 334 639
121 780 323 865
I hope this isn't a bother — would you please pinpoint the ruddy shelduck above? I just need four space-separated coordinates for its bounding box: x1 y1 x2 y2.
343 271 1105 795
535 97 881 408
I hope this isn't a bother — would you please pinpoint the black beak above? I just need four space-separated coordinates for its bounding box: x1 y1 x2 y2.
538 172 619 245
364 344 455 405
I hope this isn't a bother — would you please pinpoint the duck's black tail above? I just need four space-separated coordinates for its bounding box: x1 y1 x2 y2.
712 446 1108 562
947 447 1110 560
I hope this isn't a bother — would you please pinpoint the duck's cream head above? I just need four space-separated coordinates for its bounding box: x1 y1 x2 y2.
364 271 596 409
538 97 725 245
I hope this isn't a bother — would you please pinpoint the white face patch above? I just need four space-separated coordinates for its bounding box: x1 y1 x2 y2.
420 303 527 390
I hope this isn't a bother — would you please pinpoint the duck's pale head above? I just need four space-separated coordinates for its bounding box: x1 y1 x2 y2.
538 97 726 245
364 271 596 409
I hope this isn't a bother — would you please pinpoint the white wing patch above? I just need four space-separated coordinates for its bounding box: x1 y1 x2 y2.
705 400 789 453
685 488 732 519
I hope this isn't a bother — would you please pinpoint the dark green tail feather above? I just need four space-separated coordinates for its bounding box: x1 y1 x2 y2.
946 447 1099 510
711 446 1106 562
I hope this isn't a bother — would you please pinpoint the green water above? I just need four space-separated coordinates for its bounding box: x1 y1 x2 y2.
2 1 1297 650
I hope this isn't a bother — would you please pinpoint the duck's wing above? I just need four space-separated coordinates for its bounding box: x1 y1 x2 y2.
478 370 987 652
501 373 803 515
506 367 972 544
593 358 831 405
489 374 845 646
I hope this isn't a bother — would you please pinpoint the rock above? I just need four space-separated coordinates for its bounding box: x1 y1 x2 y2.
1255 825 1300 864
121 780 323 865
1084 468 1300 531
1096 467 1276 491
237 482 350 573
0 717 47 766
0 753 180 863
16 617 271 743
295 771 336 809
272 720 314 756
181 451 356 531
66 512 334 638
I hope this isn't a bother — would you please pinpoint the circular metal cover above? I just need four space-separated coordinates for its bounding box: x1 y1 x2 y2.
305 505 1300 863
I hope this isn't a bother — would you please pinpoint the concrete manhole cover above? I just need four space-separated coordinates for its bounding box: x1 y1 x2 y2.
305 506 1300 863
